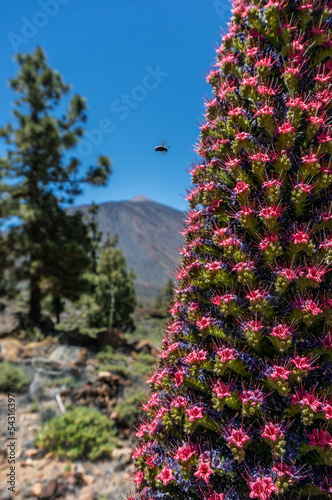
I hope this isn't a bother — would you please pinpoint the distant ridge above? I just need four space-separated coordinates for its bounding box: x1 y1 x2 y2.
67 197 184 302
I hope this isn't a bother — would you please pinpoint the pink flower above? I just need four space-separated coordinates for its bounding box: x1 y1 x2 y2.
245 288 269 302
291 389 322 412
245 319 264 331
194 457 214 483
259 205 283 220
197 316 213 330
186 406 205 422
248 475 278 500
240 388 265 406
235 131 251 140
261 422 285 442
142 392 160 411
305 264 328 282
171 396 187 408
233 261 255 273
133 470 145 487
272 462 295 478
212 294 235 305
259 233 279 251
212 380 232 399
321 332 332 349
234 181 250 195
270 323 294 339
205 494 225 500
323 402 332 420
294 181 315 194
156 465 175 486
174 443 197 462
291 355 313 371
262 178 282 189
205 261 222 272
249 152 270 163
254 106 274 117
304 299 323 315
215 347 237 362
174 367 186 388
269 365 291 381
301 152 319 164
306 429 332 450
276 122 296 135
185 349 208 364
226 427 251 448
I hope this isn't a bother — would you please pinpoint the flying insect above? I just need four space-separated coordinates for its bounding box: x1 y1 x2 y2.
154 143 171 154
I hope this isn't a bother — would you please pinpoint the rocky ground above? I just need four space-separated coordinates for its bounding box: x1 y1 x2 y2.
0 314 160 500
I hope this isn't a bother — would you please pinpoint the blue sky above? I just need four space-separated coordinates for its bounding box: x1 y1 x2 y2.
0 0 231 211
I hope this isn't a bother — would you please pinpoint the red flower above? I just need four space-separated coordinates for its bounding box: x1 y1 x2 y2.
306 429 332 450
234 181 250 194
259 205 283 220
215 346 237 362
270 323 294 339
248 475 278 500
276 122 296 134
321 332 332 349
186 405 205 422
212 380 232 399
261 422 285 442
174 443 197 462
291 354 313 371
133 470 145 487
185 349 208 364
226 427 251 448
254 105 274 117
291 229 310 244
197 316 213 330
259 233 279 251
305 264 328 282
156 465 175 486
171 396 187 408
205 494 225 500
194 458 214 483
269 364 291 381
240 388 265 406
245 288 269 302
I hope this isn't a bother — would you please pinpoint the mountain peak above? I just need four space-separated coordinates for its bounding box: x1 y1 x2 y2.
131 195 152 203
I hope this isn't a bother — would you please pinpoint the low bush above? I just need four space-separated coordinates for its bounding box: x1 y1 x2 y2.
0 362 29 392
114 389 146 428
35 406 117 460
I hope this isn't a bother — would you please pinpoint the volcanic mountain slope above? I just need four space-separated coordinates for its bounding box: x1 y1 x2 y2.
67 196 184 301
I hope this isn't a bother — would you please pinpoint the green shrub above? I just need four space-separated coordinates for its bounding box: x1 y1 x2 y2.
114 389 146 427
96 363 128 376
130 353 155 377
35 406 117 460
0 362 29 392
44 376 81 390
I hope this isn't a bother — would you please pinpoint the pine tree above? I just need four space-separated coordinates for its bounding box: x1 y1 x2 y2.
0 47 111 325
85 236 136 332
129 1 332 498
41 209 92 324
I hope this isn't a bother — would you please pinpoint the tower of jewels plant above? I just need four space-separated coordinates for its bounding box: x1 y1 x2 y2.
129 0 332 498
